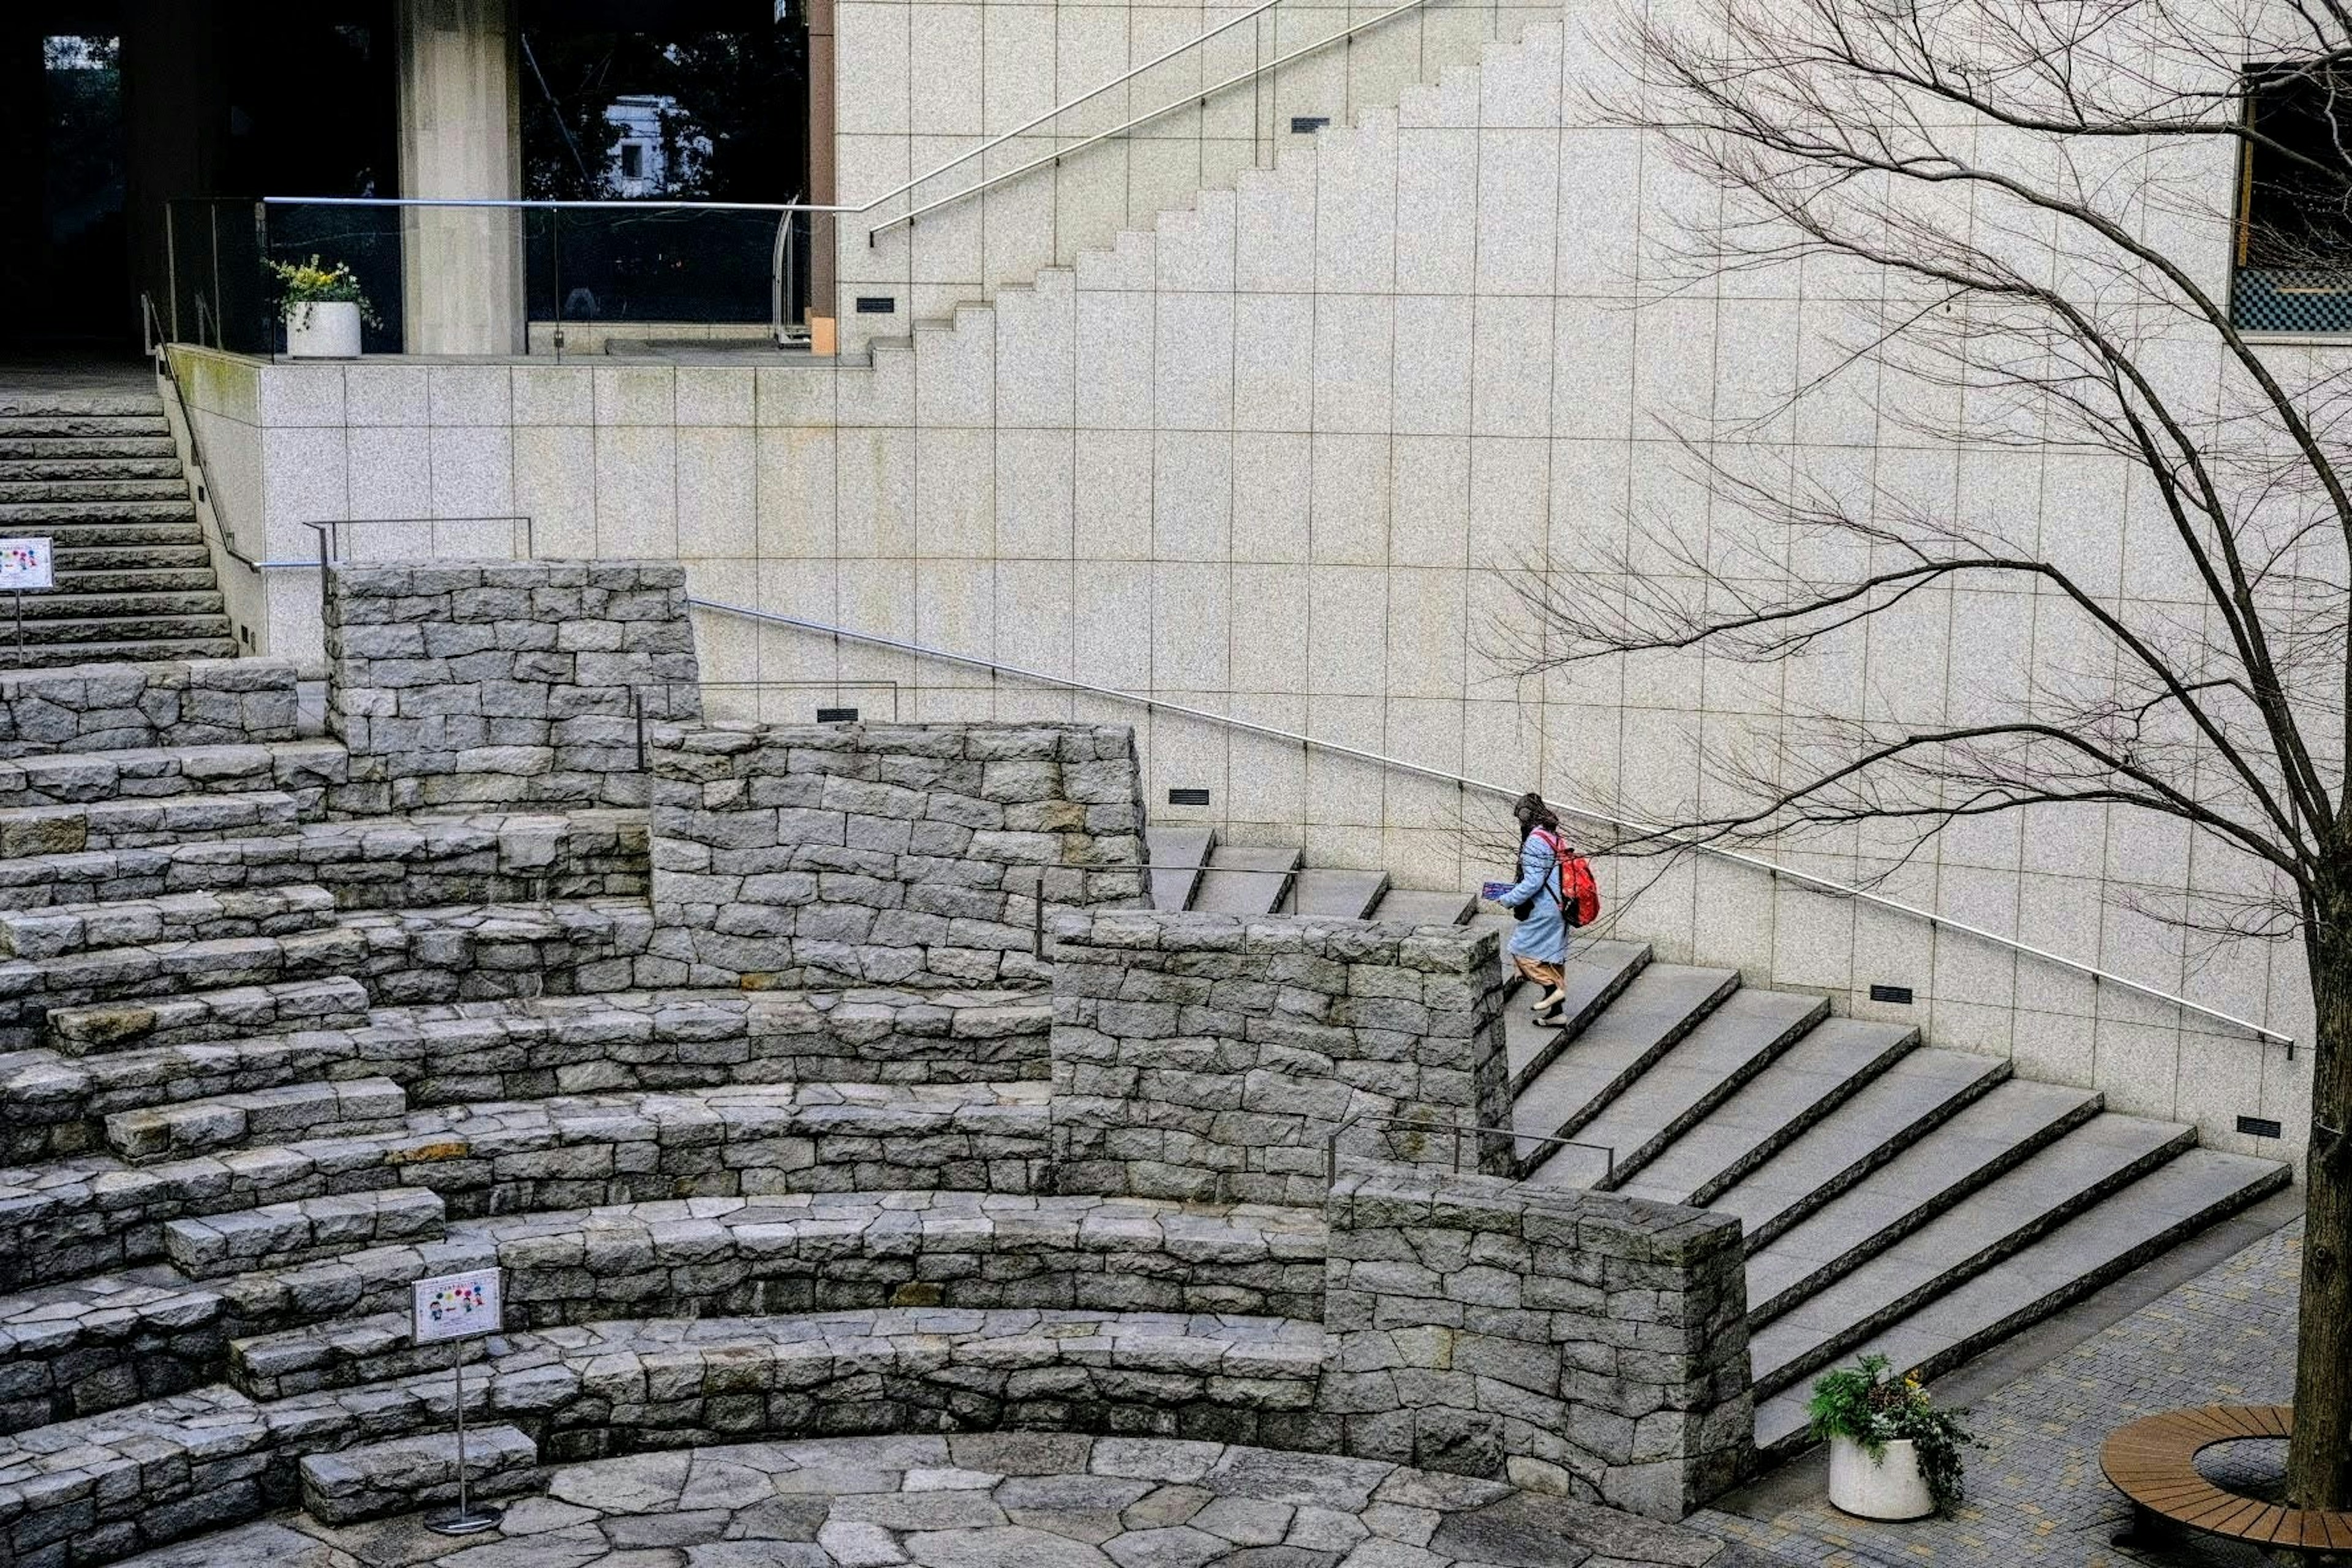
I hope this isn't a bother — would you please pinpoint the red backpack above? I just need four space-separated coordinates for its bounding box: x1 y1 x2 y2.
1533 829 1602 928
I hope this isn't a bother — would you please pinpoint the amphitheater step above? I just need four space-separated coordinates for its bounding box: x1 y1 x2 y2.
1290 866 1389 918
1501 934 1653 1095
1522 988 1833 1188
2 591 222 621
50 544 211 573
0 739 347 810
0 637 235 668
233 1310 482 1401
0 884 337 959
48 568 217 595
1193 844 1302 914
0 452 177 474
163 1188 447 1279
0 1274 224 1434
0 923 368 1042
1146 824 1215 911
0 436 176 459
1746 1112 2199 1394
105 1075 407 1163
47 974 372 1055
1509 963 1741 1153
1610 1017 1924 1208
299 1423 543 1526
1751 1148 2293 1451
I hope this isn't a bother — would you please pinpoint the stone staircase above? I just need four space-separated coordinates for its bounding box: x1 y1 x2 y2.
1144 824 2294 1455
0 389 232 667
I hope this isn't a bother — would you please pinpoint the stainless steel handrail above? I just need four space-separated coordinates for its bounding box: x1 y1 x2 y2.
682 594 2298 1052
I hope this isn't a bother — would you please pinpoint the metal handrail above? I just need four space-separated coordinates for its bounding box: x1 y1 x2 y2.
682 594 2298 1053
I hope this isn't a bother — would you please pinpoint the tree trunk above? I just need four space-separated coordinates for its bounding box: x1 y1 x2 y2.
2290 891 2352 1509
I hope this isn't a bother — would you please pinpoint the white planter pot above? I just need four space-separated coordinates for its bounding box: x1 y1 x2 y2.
1828 1434 1936 1521
285 300 363 359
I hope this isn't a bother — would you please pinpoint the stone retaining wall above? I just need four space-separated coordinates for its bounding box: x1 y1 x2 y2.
324 561 701 812
0 659 298 759
1321 1165 1753 1520
646 721 1147 990
1050 911 1513 1205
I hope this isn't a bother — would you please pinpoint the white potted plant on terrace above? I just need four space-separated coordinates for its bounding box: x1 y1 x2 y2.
1807 1354 1977 1520
269 255 379 358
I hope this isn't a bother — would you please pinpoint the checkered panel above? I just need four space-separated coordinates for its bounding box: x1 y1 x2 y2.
2233 268 2352 332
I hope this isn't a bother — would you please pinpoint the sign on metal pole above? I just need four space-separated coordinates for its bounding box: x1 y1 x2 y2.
0 538 52 665
411 1267 505 1535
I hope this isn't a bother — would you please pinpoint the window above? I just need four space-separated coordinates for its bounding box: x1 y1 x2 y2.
2234 59 2352 331
620 141 646 179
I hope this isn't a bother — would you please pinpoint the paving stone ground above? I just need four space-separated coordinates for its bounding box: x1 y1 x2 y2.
108 1434 1746 1567
1699 1219 2305 1567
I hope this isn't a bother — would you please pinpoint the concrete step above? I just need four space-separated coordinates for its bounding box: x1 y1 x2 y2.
1612 1017 1920 1207
49 543 211 571
47 974 372 1055
1523 988 1831 1188
0 397 164 423
0 740 347 811
40 521 205 551
299 1423 543 1525
0 458 181 481
0 479 188 504
0 638 235 669
0 437 176 461
1365 886 1474 924
163 1187 447 1279
1703 1047 2018 1249
0 791 310 861
1750 1148 2294 1451
0 499 197 526
1746 1112 2198 1394
1192 844 1302 914
1146 825 1216 911
0 923 371 1044
1509 963 1741 1151
235 1309 483 1403
1289 866 1389 918
48 568 218 595
0 885 338 959
1501 935 1652 1095
0 614 230 646
5 591 222 620
105 1075 407 1163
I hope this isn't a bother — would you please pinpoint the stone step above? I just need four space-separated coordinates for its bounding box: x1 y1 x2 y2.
232 1309 484 1402
0 479 188 504
299 1423 543 1526
162 1187 447 1279
2 592 223 621
0 636 235 669
1500 934 1652 1095
1146 824 1216 911
0 923 369 1043
1746 1112 2199 1394
1611 1017 1922 1207
1521 988 1832 1188
48 568 217 595
0 437 176 461
0 739 346 811
0 790 309 861
0 499 197 526
0 398 164 423
0 613 230 647
1192 844 1302 914
49 543 211 571
1749 1148 2294 1451
1507 963 1741 1151
1736 1074 2103 1293
105 1075 407 1163
1698 1046 2014 1240
1289 866 1388 918
0 1273 225 1434
46 976 372 1056
39 520 204 551
1365 886 1474 924
0 884 339 959
0 458 181 481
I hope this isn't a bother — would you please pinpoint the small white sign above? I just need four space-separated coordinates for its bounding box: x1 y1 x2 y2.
412 1267 503 1344
0 539 53 592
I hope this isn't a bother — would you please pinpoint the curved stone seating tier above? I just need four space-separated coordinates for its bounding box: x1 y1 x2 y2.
0 1309 1329 1563
0 986 1052 1162
0 1082 1052 1290
0 740 343 814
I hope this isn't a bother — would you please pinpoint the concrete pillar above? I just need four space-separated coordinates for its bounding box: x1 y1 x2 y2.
805 0 838 335
394 0 524 355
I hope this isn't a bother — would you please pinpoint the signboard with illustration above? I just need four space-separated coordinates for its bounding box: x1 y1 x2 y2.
0 539 54 592
411 1267 503 1344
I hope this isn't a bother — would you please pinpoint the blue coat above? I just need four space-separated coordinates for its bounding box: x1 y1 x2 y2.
1502 831 1567 962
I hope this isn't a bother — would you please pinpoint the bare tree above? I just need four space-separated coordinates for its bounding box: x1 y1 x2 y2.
1503 0 2352 1507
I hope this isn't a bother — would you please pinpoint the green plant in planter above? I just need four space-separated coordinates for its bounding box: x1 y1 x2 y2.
1806 1354 1980 1511
266 255 383 330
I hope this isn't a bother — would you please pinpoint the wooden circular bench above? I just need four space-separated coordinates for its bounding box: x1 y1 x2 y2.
2101 1405 2352 1554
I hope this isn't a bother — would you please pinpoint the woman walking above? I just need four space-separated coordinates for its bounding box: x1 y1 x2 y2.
1499 791 1571 1025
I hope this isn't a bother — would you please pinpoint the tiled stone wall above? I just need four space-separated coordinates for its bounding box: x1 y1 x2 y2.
0 658 296 758
1049 911 1513 1204
1322 1164 1754 1520
644 720 1147 989
323 560 701 812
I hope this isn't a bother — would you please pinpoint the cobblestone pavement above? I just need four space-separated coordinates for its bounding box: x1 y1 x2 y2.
1699 1219 2304 1567
110 1433 1745 1567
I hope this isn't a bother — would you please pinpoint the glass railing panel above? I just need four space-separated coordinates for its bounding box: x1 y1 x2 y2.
262 199 407 355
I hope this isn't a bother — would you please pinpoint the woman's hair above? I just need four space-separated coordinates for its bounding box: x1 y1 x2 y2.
1512 791 1560 834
